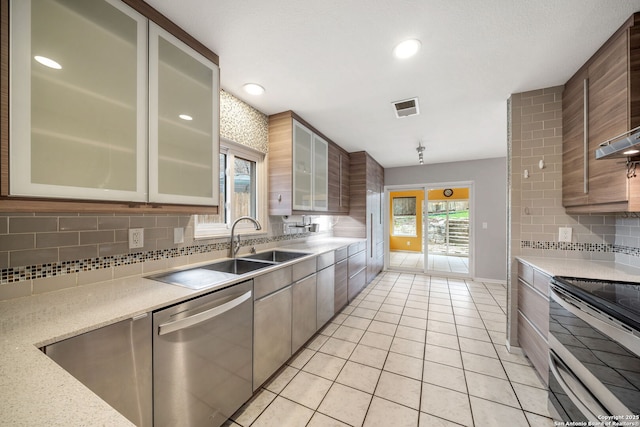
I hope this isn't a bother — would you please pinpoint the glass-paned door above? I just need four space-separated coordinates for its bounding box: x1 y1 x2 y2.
426 187 470 275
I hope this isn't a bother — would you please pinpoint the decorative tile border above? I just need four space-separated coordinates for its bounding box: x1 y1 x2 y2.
0 232 312 285
520 241 612 252
521 240 640 257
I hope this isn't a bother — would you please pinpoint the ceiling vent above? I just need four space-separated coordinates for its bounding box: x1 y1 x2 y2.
392 97 420 118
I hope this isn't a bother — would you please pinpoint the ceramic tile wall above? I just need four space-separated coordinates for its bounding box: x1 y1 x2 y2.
615 214 640 268
508 87 616 262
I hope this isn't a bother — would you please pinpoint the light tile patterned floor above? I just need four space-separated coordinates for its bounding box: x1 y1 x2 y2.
227 272 554 427
389 252 469 274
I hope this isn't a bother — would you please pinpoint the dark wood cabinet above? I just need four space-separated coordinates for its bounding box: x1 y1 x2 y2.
328 143 350 214
562 69 589 207
333 151 384 285
562 14 640 212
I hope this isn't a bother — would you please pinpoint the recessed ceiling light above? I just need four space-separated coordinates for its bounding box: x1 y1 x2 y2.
34 55 62 69
243 83 265 95
393 39 421 59
179 114 193 121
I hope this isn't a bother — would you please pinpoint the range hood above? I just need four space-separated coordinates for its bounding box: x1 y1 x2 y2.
595 126 640 159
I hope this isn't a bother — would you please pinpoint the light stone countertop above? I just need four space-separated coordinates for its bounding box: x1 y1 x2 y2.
516 256 640 282
0 237 363 427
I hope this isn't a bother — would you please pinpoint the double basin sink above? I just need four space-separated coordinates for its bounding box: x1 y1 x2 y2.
148 250 310 290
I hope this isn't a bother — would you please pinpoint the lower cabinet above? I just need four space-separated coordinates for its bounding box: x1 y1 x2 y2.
516 260 551 385
347 242 367 301
44 315 152 427
253 286 292 390
292 274 317 353
317 265 335 328
334 258 348 312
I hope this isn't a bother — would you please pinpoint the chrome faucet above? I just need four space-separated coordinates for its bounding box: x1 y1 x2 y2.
229 216 262 258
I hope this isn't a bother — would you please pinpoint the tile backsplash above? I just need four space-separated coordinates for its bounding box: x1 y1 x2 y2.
0 213 335 300
508 86 625 262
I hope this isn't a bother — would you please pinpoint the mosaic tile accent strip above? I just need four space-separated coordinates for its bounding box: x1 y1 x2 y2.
0 232 313 285
521 241 612 252
613 244 640 257
220 90 268 154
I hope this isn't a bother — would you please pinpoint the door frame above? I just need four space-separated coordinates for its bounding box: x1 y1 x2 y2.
384 181 475 278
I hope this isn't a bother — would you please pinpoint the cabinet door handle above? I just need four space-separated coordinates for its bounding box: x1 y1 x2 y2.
339 156 343 208
583 78 589 194
370 213 374 257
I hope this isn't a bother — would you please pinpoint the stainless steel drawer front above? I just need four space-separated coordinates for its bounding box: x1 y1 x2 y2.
293 257 317 282
253 265 292 299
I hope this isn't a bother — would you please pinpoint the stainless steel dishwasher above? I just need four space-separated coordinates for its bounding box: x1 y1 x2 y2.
153 280 253 427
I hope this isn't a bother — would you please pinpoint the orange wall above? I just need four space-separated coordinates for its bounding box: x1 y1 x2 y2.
389 190 424 252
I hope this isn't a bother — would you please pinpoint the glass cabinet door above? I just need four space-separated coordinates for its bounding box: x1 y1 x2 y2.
148 22 220 205
312 135 328 211
10 0 148 201
293 120 313 210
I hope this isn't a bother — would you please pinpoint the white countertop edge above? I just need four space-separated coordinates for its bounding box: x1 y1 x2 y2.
0 237 364 426
515 256 640 282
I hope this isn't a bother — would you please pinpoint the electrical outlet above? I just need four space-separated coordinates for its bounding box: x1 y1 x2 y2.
174 227 184 244
558 227 572 243
129 228 144 249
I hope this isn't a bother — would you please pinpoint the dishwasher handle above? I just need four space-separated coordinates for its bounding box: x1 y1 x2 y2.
158 290 252 336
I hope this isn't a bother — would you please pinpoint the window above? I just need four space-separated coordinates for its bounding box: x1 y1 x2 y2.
392 196 417 236
195 139 265 237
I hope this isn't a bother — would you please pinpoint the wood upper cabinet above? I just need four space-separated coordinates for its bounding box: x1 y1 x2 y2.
328 143 350 214
562 69 589 207
562 14 640 212
346 151 384 283
268 111 350 215
2 0 220 212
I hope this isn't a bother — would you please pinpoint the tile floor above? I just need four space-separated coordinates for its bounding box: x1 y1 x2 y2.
389 252 469 275
227 271 553 427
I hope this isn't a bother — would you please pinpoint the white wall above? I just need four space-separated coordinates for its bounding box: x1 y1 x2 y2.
385 157 507 282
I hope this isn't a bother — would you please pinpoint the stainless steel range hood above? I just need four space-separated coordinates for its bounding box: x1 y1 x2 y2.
595 126 640 159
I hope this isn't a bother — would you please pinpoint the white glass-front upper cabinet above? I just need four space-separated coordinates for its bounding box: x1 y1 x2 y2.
312 135 328 211
10 0 148 201
148 23 220 205
292 120 328 212
293 120 313 210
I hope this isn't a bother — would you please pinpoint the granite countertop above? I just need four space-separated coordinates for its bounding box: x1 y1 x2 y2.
0 237 363 426
516 256 640 282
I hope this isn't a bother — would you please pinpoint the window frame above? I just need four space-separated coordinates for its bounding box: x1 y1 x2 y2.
391 196 418 237
194 137 267 238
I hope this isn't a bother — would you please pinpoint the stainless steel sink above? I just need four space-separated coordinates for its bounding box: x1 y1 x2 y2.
201 258 275 275
241 250 310 263
147 259 275 290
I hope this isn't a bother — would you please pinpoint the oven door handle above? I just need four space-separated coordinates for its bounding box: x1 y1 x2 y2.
550 284 640 356
549 350 609 422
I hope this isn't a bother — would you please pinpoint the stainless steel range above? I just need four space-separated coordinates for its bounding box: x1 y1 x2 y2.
548 276 640 426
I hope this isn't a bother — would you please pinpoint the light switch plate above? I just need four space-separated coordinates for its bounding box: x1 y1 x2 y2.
558 227 572 243
174 227 184 244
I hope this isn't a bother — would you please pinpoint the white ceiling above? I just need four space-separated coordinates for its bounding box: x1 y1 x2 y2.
145 0 640 168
